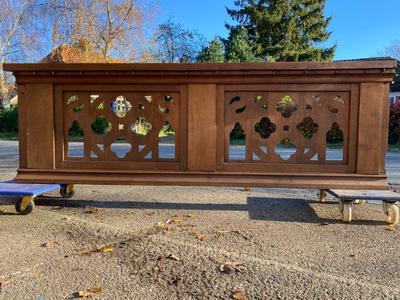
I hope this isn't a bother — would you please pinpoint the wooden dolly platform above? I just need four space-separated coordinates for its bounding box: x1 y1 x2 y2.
0 181 75 215
319 189 400 224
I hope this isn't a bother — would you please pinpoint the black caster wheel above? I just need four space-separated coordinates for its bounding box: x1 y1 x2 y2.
15 197 35 215
60 184 75 198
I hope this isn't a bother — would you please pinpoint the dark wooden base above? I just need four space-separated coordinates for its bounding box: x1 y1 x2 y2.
15 169 390 190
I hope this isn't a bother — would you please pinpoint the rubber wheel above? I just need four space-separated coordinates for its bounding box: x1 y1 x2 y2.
339 200 344 213
319 190 326 203
60 185 75 198
387 204 399 225
15 198 35 215
342 202 352 223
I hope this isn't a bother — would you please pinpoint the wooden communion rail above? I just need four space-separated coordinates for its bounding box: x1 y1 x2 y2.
4 60 397 190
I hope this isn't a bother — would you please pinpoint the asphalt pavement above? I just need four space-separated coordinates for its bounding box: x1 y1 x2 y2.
0 140 399 300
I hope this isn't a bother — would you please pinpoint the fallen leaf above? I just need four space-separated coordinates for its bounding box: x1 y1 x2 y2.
146 211 155 216
157 222 166 228
185 213 196 218
349 254 357 257
166 254 180 261
78 287 102 297
232 291 247 300
84 207 103 214
101 247 113 253
41 241 59 248
167 218 182 225
219 262 247 274
243 187 252 192
191 230 206 241
162 227 172 235
76 247 113 255
196 234 205 241
385 226 396 232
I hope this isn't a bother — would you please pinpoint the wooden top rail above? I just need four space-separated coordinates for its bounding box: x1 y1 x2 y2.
4 60 397 78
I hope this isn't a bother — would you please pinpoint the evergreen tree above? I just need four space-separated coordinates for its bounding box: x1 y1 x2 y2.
225 26 262 62
197 37 225 62
227 0 336 61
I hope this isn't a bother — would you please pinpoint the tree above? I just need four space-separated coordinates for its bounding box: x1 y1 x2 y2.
154 20 206 63
226 0 336 62
225 26 261 62
46 0 157 62
0 0 44 108
382 41 400 89
383 40 400 61
197 37 225 63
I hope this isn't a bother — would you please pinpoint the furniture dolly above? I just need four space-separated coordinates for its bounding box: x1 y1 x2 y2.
319 189 399 225
0 181 74 214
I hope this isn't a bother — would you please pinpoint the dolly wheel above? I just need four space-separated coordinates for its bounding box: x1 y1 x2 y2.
15 197 35 215
382 202 388 215
60 184 75 198
338 200 344 213
386 203 399 225
342 202 352 223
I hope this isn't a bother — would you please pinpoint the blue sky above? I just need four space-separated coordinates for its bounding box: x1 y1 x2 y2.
157 0 400 60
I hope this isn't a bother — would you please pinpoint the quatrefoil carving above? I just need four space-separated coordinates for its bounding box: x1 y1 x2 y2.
64 92 179 162
225 91 349 164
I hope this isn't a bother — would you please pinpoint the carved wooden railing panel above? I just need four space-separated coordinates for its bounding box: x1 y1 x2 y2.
58 87 182 170
224 90 350 164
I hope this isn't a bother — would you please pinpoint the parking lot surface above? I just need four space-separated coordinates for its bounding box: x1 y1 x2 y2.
0 141 399 299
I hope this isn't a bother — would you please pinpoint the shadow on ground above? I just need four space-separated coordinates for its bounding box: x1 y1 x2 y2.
0 195 381 226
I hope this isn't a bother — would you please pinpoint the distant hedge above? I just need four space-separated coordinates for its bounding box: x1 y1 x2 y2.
389 99 400 145
0 106 18 133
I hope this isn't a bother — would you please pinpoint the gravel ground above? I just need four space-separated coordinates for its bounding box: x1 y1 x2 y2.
0 143 399 299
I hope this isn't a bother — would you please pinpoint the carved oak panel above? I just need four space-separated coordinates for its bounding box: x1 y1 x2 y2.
62 90 180 163
224 90 350 165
